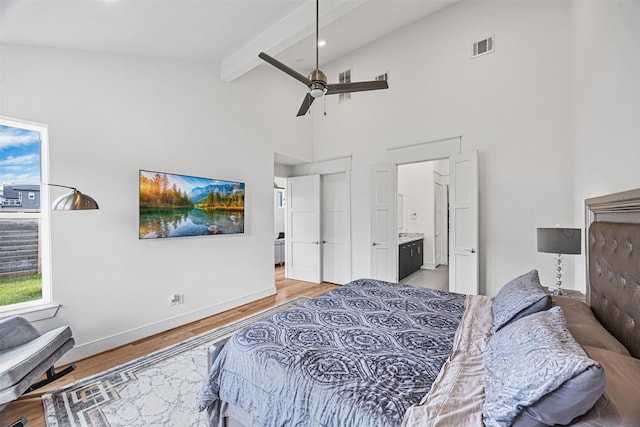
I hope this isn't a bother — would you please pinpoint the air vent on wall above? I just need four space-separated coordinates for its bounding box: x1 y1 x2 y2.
338 69 351 103
472 35 495 58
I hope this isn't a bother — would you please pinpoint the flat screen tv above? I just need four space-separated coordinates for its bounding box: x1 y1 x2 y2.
139 170 245 239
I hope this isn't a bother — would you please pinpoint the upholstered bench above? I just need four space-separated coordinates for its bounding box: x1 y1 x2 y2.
0 316 75 426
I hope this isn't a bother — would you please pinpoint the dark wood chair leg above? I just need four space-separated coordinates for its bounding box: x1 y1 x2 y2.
25 364 76 393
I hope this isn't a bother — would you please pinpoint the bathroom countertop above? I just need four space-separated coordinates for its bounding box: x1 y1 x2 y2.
398 233 424 244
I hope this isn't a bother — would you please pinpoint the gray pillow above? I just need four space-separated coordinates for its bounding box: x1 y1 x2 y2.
483 307 605 427
491 269 551 334
552 295 631 356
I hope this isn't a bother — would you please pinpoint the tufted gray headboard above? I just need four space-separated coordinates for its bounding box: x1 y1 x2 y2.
586 189 640 359
588 222 640 358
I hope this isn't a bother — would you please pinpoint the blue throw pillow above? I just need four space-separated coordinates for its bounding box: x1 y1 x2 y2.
491 269 551 334
483 306 605 427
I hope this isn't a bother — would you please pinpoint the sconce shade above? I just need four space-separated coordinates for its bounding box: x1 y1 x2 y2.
51 189 99 210
537 228 581 254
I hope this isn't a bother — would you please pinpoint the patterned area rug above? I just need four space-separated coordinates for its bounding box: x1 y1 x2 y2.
42 297 309 427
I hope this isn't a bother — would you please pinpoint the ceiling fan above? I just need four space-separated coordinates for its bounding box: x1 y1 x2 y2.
258 0 388 117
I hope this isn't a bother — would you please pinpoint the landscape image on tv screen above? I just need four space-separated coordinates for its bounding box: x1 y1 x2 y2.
139 170 245 239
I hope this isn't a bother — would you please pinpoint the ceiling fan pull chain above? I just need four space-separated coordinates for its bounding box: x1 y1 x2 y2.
324 95 327 116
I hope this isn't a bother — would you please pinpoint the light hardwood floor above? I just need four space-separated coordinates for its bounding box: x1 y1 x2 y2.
2 266 338 426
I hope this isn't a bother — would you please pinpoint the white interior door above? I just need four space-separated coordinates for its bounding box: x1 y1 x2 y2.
286 175 321 283
434 182 443 266
449 150 479 294
371 164 397 282
322 172 350 285
442 185 449 266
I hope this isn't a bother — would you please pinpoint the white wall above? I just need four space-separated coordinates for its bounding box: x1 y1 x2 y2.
313 0 574 295
0 44 312 361
571 0 640 290
398 162 433 236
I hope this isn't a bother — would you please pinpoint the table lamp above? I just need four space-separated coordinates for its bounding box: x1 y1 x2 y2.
536 227 581 295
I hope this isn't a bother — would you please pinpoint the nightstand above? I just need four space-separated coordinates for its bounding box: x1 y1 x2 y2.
544 287 586 302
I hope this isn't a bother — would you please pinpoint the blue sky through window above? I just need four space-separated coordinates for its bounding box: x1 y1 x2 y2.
0 125 41 185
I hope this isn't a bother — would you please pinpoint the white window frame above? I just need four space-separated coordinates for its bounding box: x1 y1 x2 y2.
0 116 55 319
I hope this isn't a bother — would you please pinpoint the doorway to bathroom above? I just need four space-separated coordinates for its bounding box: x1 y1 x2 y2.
397 159 449 291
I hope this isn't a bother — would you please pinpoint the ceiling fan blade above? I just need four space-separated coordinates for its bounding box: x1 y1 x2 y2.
326 80 389 95
296 93 315 117
259 52 312 87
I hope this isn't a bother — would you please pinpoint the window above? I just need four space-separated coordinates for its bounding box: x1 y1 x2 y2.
338 69 351 104
0 118 51 312
375 72 389 82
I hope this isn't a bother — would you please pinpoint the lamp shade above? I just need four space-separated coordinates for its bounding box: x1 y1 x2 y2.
51 189 99 210
537 228 581 254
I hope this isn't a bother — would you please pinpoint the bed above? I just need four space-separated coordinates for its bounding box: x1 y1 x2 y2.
198 188 640 426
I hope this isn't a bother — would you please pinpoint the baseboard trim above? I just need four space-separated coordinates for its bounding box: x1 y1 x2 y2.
59 286 276 364
422 263 437 270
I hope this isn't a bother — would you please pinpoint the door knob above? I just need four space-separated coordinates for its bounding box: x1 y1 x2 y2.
462 248 476 253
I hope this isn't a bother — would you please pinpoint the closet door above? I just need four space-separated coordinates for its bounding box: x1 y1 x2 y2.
321 172 350 285
286 175 321 283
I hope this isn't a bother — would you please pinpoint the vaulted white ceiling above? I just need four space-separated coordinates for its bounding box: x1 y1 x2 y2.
0 0 458 82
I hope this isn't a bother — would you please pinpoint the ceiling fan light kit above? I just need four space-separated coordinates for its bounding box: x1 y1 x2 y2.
310 88 326 98
258 0 388 117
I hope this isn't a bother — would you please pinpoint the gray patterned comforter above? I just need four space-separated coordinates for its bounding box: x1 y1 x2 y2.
197 278 466 426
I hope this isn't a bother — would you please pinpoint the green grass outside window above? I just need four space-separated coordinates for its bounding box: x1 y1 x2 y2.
0 274 42 306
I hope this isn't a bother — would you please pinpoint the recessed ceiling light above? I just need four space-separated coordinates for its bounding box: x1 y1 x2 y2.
318 40 327 47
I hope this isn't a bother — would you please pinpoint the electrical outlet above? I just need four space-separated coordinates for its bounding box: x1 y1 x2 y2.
169 294 184 306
